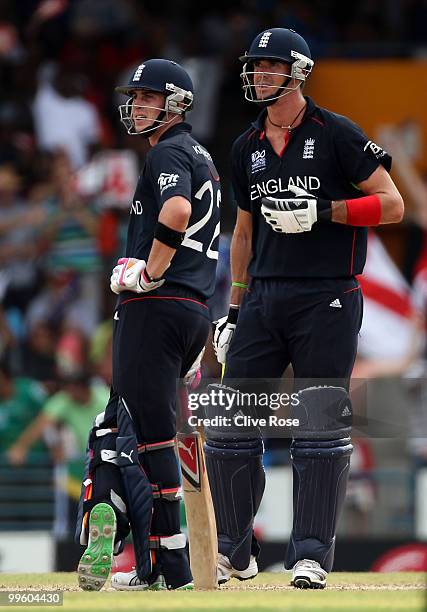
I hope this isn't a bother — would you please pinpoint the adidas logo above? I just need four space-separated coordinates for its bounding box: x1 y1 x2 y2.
329 299 342 308
341 406 352 417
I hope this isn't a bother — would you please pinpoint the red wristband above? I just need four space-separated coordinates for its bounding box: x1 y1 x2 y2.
345 195 381 226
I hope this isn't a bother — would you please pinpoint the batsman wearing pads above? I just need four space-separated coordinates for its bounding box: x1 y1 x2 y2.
75 59 221 591
210 28 404 588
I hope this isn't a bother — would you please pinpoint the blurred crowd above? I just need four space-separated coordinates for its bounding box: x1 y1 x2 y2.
0 0 427 537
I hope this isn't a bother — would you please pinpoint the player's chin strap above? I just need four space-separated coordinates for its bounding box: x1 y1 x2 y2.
132 106 169 139
253 76 299 108
258 75 293 108
140 108 168 139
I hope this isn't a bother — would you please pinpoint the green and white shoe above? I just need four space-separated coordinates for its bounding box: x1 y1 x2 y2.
111 570 194 591
175 581 194 590
77 503 116 591
148 575 194 591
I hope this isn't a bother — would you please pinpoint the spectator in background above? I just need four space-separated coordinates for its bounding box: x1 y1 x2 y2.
0 305 15 361
0 164 45 315
33 64 101 169
27 151 102 339
89 319 112 386
0 102 35 174
378 123 427 280
18 321 58 393
0 359 48 461
25 272 84 341
7 372 110 466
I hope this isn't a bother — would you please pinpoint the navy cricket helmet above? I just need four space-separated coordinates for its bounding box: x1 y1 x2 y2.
239 28 314 105
116 58 194 135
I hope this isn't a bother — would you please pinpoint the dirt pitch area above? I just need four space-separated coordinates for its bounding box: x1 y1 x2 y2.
0 571 425 611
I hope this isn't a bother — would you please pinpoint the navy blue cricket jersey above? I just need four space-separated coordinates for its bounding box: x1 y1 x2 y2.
231 97 392 278
124 122 221 299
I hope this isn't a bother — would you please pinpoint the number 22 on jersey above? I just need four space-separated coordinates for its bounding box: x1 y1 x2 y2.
182 179 221 260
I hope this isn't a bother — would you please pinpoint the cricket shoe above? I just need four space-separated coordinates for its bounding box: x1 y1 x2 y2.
217 553 258 585
291 559 327 589
111 570 193 591
77 503 116 591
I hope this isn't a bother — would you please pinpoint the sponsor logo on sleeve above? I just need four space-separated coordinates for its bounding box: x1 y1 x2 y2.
363 140 387 159
158 172 179 195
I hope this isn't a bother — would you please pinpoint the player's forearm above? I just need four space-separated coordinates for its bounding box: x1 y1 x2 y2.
146 196 191 278
146 239 177 278
331 192 404 226
230 229 252 305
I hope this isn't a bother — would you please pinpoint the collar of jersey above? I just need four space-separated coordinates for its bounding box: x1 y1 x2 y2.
251 96 316 133
158 121 192 142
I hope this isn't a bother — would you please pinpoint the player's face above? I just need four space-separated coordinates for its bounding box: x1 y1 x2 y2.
131 90 166 132
253 59 289 100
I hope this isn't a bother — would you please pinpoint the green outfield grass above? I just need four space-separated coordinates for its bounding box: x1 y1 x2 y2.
0 572 425 611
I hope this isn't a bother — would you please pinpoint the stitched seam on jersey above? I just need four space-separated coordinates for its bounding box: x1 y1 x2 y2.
246 129 257 140
349 230 356 275
343 285 360 294
310 116 325 127
121 296 208 308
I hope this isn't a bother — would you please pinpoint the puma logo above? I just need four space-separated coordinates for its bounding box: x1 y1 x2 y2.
120 450 134 463
178 440 195 460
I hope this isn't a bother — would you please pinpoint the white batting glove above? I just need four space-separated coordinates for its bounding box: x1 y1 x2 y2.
261 185 332 234
213 307 239 365
110 258 165 294
183 347 205 389
110 258 129 294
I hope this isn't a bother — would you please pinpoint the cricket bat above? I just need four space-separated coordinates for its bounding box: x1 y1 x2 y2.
177 387 218 590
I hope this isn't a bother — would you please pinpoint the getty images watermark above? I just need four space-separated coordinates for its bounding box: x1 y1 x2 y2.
187 385 301 429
